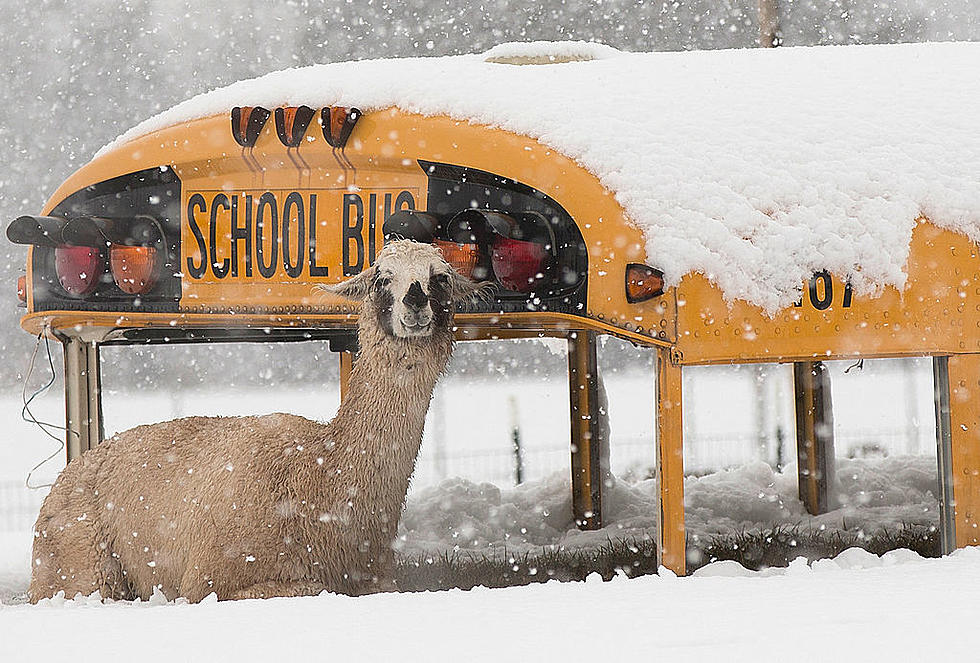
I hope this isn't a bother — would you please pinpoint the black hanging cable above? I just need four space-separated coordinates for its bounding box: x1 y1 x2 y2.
21 328 74 489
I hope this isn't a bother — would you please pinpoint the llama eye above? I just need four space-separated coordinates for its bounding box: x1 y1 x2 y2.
374 277 391 290
433 273 450 285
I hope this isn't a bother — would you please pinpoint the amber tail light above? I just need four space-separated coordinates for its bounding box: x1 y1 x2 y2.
55 246 104 297
110 244 159 295
626 263 665 303
433 240 480 279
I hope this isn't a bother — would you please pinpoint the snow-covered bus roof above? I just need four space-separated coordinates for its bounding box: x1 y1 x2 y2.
101 41 980 312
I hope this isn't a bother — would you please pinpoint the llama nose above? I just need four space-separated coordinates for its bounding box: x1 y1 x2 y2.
402 281 428 311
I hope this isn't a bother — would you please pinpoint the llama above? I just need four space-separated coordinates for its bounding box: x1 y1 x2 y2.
29 240 483 602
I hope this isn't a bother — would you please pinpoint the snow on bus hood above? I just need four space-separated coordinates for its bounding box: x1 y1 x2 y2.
100 41 980 312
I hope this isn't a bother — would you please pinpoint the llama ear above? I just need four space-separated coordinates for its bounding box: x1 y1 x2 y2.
317 267 376 302
449 272 496 303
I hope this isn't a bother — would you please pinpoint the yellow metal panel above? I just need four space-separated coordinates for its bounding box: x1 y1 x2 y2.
19 310 672 347
656 349 686 575
946 354 980 547
675 222 980 364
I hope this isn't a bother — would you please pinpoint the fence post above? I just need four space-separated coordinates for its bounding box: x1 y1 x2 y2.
508 395 524 485
759 0 781 48
903 359 921 455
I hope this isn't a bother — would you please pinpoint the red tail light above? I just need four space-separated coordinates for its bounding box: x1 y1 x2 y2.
433 239 480 279
55 246 104 297
492 236 551 292
110 244 159 295
17 275 26 303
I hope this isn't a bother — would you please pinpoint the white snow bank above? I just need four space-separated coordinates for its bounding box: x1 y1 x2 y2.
481 40 623 63
0 455 937 605
3 548 979 662
395 455 938 557
99 42 980 310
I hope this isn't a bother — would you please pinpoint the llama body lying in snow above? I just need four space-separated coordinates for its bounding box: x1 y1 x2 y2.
30 240 482 602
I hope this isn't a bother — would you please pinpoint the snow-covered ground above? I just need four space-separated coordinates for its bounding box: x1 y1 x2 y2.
2 548 978 662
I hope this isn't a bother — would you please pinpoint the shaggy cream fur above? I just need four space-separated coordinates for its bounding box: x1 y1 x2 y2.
29 241 480 602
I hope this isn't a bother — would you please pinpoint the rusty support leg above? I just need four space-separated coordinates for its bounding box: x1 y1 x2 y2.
63 337 103 462
934 355 980 551
568 331 603 529
793 361 836 515
656 349 686 575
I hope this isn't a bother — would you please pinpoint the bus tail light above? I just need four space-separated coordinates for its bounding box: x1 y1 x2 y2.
443 210 493 281
492 236 551 292
626 263 664 303
17 275 26 304
55 246 104 297
485 211 554 293
433 240 480 279
110 244 159 295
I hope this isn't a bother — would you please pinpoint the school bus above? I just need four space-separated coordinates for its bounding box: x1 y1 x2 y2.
7 47 978 576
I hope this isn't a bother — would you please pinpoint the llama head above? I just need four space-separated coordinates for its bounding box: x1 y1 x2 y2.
321 240 487 339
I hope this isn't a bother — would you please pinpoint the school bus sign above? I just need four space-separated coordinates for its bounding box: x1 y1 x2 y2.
181 186 420 309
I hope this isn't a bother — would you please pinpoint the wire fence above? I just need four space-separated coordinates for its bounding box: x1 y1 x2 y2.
1 482 47 532
0 428 932 533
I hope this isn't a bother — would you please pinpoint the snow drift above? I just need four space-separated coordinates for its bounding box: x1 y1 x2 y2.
395 455 938 558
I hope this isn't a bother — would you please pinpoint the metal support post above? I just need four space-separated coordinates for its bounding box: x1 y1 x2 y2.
934 355 980 551
793 360 836 515
568 331 604 529
63 337 103 462
331 333 358 403
339 351 354 402
656 349 686 575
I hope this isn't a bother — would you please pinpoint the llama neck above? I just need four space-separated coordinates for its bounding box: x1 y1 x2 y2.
328 316 454 496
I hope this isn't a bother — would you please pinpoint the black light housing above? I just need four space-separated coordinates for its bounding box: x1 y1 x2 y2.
6 215 69 247
274 106 317 147
8 215 163 249
321 107 361 148
231 106 272 148
382 210 442 243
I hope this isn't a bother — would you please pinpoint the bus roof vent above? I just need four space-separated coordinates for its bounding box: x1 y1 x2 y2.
482 41 622 66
